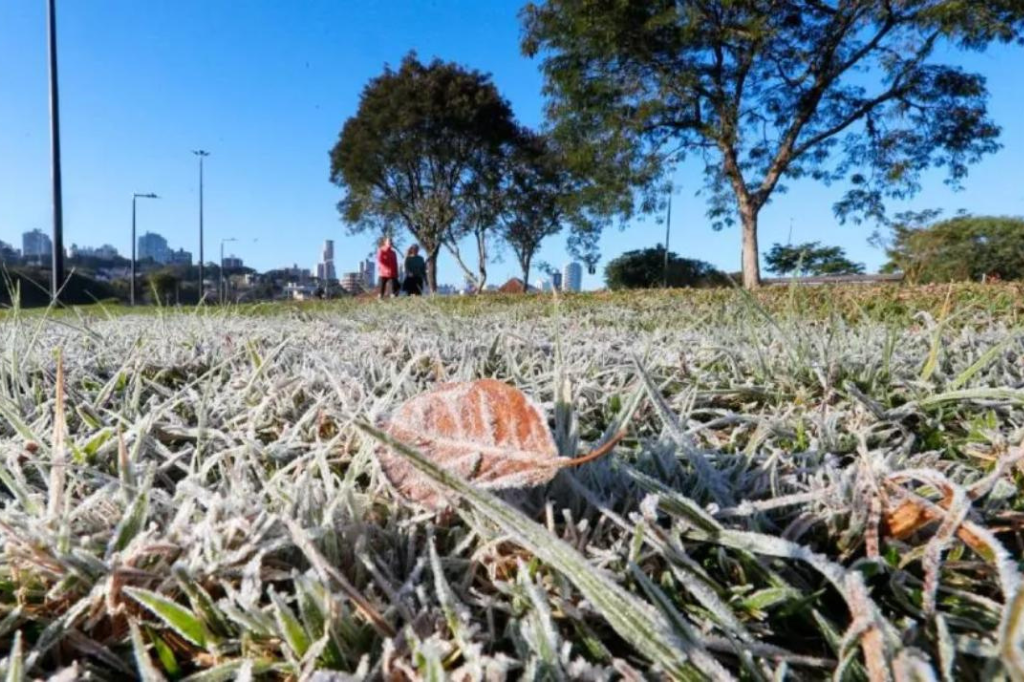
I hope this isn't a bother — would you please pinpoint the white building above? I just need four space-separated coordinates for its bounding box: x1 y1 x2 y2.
562 262 583 292
316 240 336 281
138 232 170 263
22 229 52 259
340 272 364 293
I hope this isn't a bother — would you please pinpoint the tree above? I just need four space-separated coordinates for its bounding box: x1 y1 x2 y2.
882 213 1024 283
765 242 864 277
443 153 504 293
330 54 518 293
522 1 1022 288
500 130 567 292
604 246 726 290
147 271 179 305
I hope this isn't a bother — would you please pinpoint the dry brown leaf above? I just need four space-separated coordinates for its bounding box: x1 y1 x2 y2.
882 490 989 559
376 379 619 510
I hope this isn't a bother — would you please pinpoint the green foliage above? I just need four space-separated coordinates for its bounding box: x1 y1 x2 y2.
329 53 518 292
147 271 179 305
604 246 726 290
765 242 865 277
500 130 567 290
883 213 1024 283
522 1 1022 286
0 268 118 308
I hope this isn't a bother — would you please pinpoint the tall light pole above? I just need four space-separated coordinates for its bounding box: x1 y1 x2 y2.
663 182 673 288
46 0 65 302
131 193 159 306
220 237 237 304
192 150 209 300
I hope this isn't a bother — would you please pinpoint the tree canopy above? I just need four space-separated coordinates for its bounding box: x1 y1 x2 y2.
604 246 726 290
522 1 1023 288
329 54 518 292
882 213 1024 283
765 242 864 277
499 130 567 292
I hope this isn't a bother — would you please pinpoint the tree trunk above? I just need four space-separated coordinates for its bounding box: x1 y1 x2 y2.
475 228 488 292
426 250 438 294
741 208 761 289
521 256 531 295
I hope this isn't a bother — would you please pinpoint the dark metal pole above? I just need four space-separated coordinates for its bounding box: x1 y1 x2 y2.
199 154 204 298
46 0 65 302
131 196 137 306
193 150 209 301
663 183 672 288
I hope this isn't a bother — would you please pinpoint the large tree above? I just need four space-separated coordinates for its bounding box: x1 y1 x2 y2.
765 241 864 277
882 213 1024 283
522 1 1022 288
330 54 518 292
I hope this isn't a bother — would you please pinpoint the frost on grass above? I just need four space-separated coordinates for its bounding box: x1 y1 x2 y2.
0 289 1023 680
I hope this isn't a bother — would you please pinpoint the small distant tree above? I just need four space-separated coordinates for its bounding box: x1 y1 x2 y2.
605 246 725 290
765 242 865 277
147 271 178 305
500 130 567 292
330 54 518 293
882 213 1024 283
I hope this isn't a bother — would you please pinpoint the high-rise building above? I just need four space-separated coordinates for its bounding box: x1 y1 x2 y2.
22 229 52 259
562 262 582 292
138 232 171 263
222 256 244 270
359 257 376 287
70 244 119 259
278 264 311 282
340 272 364 293
169 248 193 266
0 239 19 262
316 240 336 281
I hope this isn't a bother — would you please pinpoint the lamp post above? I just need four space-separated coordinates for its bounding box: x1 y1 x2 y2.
192 150 209 300
219 237 237 304
46 0 64 302
663 182 673 288
131 193 159 306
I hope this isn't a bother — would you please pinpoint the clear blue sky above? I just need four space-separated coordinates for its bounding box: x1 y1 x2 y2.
2 2 1022 289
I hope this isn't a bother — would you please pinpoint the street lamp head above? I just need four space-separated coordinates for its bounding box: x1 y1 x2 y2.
134 192 159 199
193 149 210 157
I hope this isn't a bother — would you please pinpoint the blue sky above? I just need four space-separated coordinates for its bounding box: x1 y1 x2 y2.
1 2 1022 290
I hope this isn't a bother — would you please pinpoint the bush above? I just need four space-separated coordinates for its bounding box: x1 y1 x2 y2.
604 246 726 290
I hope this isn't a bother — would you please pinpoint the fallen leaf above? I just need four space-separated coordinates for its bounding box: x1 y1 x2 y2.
376 379 621 510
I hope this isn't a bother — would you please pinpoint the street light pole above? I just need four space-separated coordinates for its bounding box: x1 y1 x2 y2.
131 193 159 306
193 150 210 301
663 182 672 288
46 0 65 303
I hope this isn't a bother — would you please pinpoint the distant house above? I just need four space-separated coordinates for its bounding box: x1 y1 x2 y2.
497 277 535 294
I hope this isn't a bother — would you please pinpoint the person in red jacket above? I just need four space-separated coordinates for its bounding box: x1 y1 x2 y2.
376 236 399 298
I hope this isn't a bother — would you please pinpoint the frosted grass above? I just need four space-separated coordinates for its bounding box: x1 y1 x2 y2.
0 292 1022 679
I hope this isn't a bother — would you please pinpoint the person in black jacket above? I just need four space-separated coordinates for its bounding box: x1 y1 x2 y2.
402 244 426 296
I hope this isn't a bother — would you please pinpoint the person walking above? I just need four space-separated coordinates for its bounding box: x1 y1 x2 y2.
376 236 399 298
402 244 426 296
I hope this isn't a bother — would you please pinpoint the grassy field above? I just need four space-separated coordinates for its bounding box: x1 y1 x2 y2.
1 285 1022 680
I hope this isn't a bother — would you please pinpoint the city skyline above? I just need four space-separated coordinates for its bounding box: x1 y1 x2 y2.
3 2 1022 292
